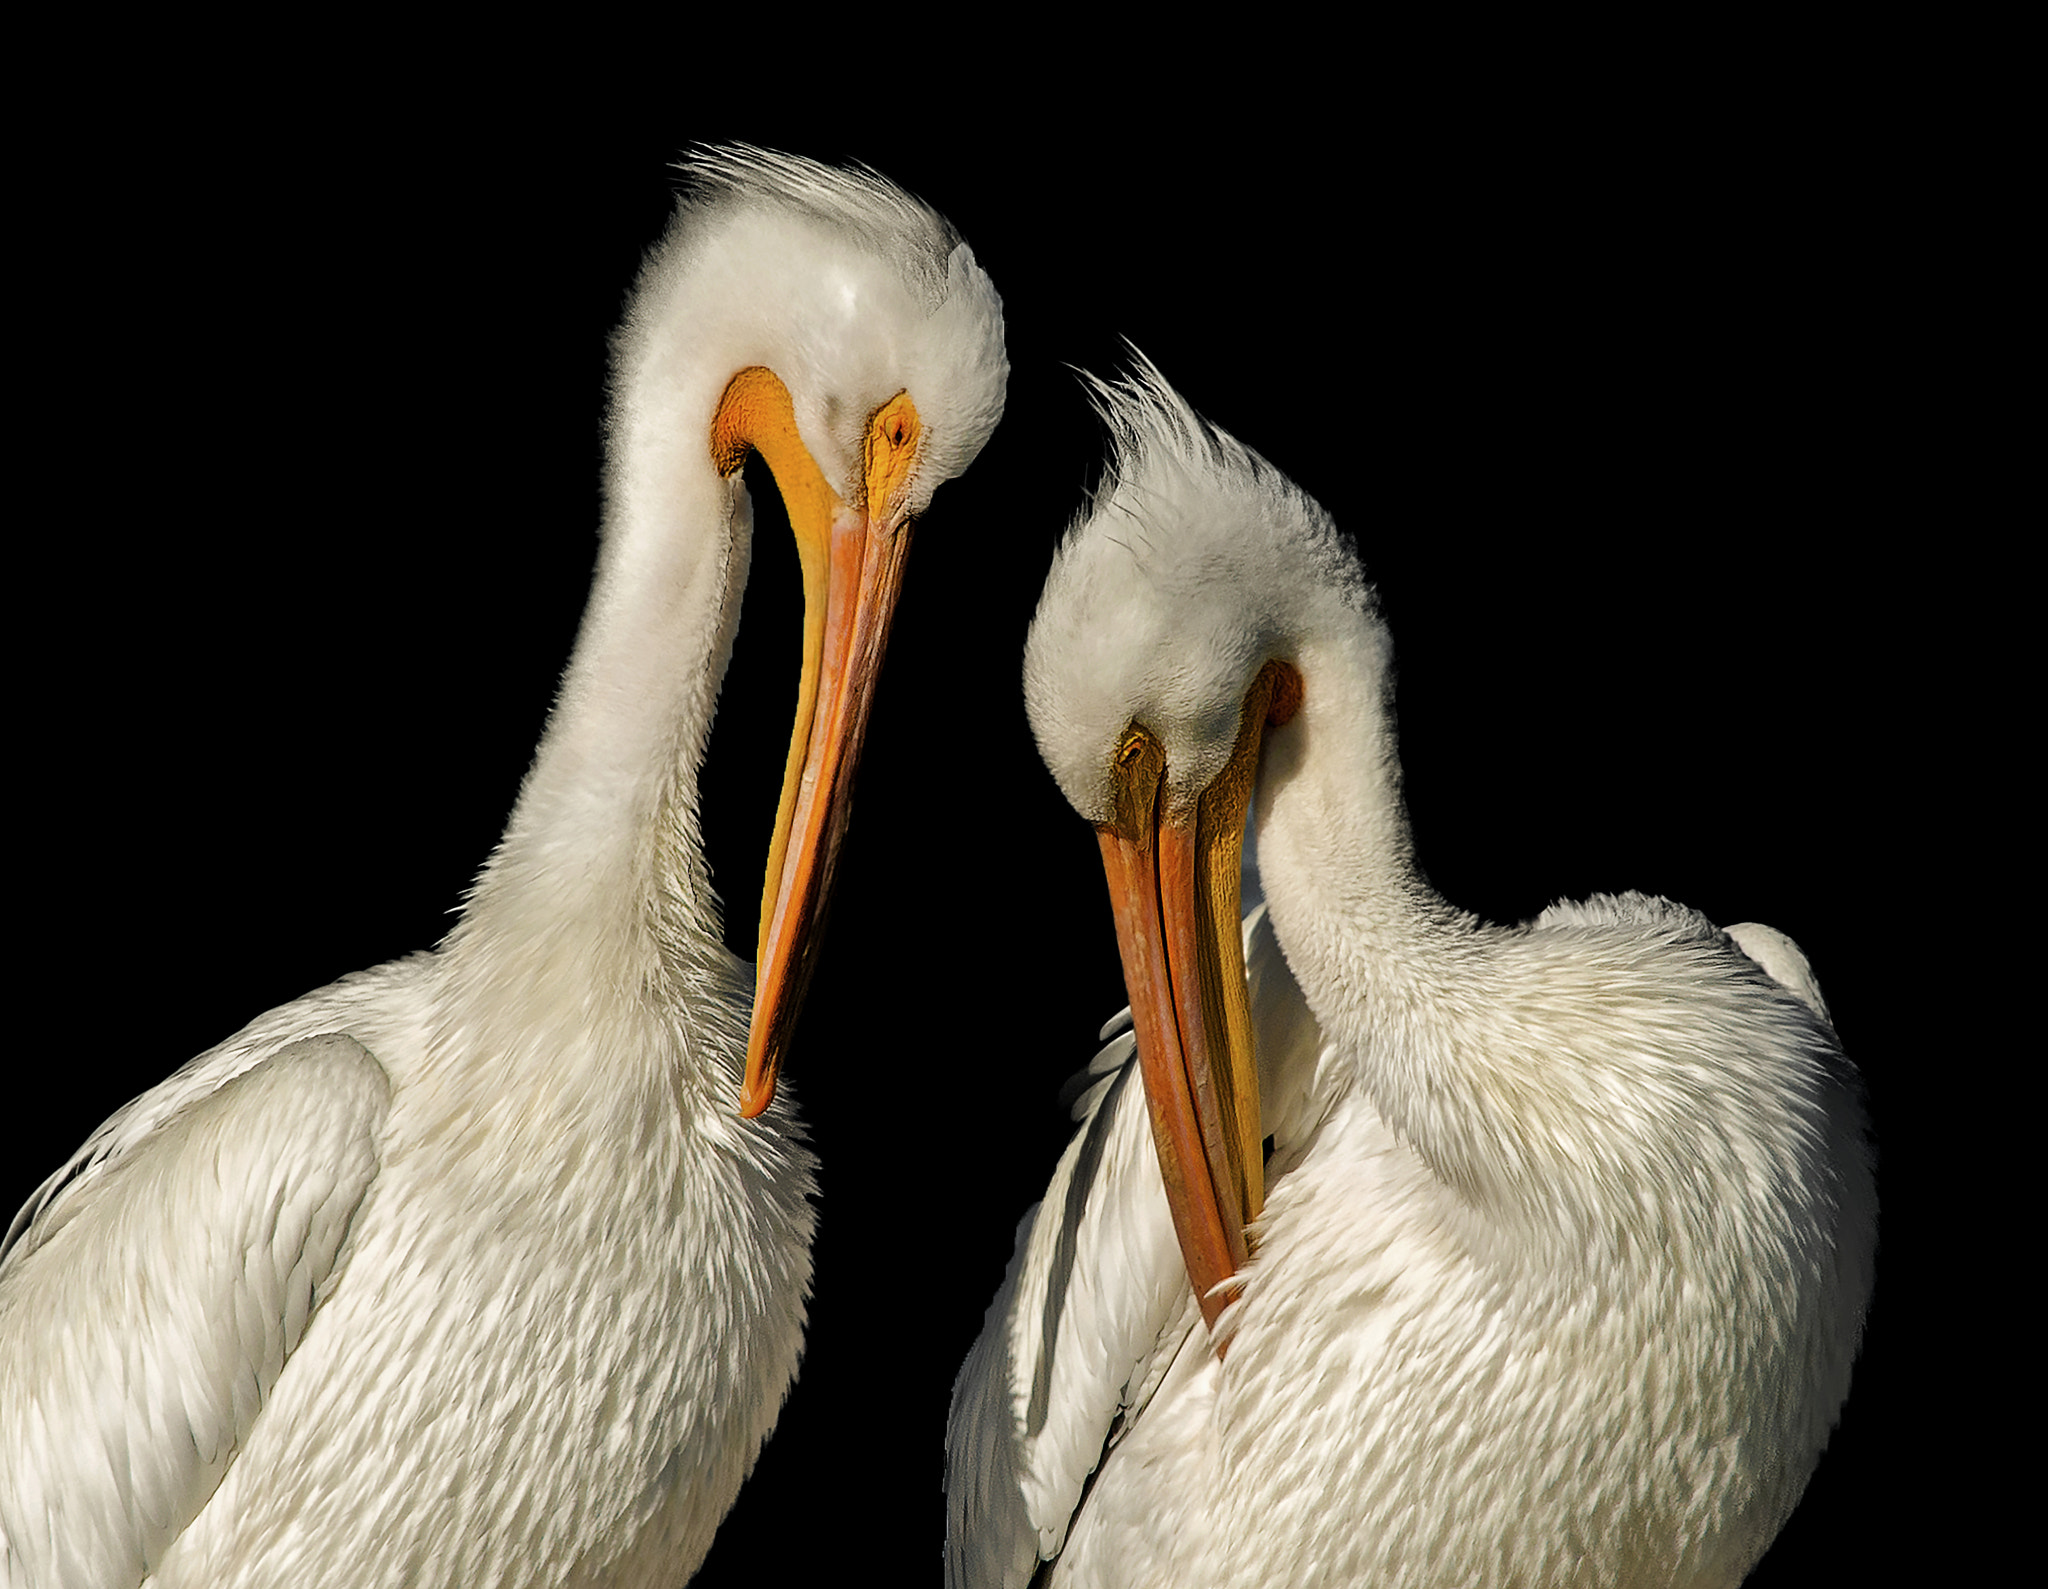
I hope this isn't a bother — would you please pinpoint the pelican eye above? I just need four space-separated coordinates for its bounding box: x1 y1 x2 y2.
1105 725 1166 835
862 391 923 514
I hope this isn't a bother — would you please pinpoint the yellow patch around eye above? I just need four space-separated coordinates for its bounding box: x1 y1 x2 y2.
862 391 922 515
1105 725 1167 841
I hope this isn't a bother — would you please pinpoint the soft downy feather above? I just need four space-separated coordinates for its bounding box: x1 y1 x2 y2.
951 359 1872 1587
2 147 1007 1589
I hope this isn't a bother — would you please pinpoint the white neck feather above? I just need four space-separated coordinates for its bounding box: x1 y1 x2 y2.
1256 610 1465 1058
439 308 756 1103
1255 606 1852 1266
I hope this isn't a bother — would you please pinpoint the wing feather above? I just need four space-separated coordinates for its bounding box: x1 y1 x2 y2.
0 1033 389 1587
945 1030 1194 1588
946 906 1321 1587
1724 920 1833 1022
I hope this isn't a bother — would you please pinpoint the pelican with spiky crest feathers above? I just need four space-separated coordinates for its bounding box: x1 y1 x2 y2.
946 361 1871 1588
1 147 1006 1588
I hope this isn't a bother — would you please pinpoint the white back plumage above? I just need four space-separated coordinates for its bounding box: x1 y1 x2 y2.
1 147 1005 1589
949 360 1872 1588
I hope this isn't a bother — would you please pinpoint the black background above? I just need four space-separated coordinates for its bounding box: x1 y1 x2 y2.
13 63 1970 1585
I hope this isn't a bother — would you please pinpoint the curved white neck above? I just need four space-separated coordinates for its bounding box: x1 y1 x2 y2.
442 431 749 1086
1255 615 1452 1013
1252 614 1527 1199
1253 608 1837 1252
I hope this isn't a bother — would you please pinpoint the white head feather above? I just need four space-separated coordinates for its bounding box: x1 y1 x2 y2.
1002 358 1873 1589
610 145 1007 536
1024 357 1377 823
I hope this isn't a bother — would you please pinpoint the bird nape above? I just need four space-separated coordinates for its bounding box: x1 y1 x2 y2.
945 358 1874 1589
0 147 1006 1588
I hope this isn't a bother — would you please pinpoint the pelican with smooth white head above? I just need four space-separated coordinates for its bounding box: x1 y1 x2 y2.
1 147 1005 1588
947 361 1871 1587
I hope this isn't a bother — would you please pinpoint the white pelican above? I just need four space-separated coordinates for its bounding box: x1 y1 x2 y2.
0 147 1006 1588
946 362 1873 1587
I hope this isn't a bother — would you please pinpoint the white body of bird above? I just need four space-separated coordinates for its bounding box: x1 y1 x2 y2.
947 365 1872 1588
1 148 1006 1589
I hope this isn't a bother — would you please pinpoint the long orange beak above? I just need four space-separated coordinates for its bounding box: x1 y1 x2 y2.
1095 661 1301 1337
711 367 925 1119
